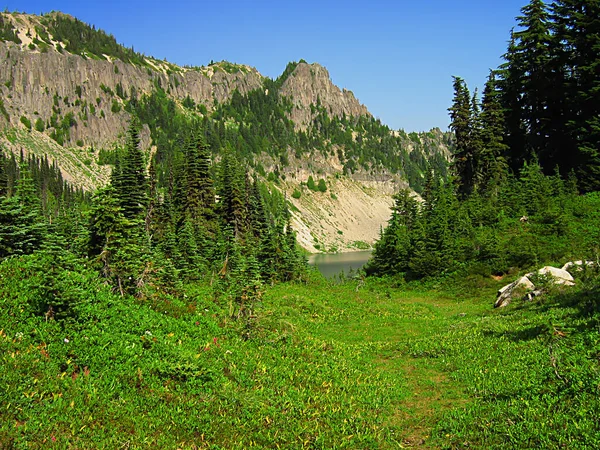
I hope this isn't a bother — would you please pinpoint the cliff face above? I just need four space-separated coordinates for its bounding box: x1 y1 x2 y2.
0 11 452 252
0 42 263 149
279 62 370 129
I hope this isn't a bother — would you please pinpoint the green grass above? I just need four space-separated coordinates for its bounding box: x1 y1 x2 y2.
1 257 599 448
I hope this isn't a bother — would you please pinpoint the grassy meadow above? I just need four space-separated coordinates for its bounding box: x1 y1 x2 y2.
1 257 599 449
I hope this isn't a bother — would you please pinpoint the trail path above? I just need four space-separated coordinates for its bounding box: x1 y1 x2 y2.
269 282 481 448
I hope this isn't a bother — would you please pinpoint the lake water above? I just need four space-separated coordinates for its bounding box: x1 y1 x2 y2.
308 250 373 279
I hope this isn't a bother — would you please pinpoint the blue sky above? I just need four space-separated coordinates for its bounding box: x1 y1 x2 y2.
5 0 528 131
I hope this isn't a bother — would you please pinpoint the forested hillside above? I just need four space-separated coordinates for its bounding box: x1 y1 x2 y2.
369 0 600 281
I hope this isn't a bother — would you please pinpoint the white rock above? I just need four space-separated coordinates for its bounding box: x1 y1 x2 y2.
495 276 535 308
538 266 575 285
561 260 595 272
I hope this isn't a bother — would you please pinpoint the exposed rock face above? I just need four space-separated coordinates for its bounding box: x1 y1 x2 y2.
279 62 370 129
0 40 263 149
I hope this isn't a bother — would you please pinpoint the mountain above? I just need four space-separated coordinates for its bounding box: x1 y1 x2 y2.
0 11 452 251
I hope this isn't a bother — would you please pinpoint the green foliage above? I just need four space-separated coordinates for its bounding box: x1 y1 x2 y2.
39 12 147 65
48 112 76 146
110 98 121 113
291 188 301 199
494 0 600 192
34 117 44 132
0 13 21 44
317 178 327 192
0 98 9 122
19 115 31 130
369 164 600 280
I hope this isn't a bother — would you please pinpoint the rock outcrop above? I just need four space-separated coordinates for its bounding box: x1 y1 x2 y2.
495 276 536 308
494 262 585 308
279 62 370 129
0 39 263 149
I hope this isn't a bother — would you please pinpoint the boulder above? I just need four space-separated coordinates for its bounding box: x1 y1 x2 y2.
495 276 535 308
538 266 575 286
561 260 595 273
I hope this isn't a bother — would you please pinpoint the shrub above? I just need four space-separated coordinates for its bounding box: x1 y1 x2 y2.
20 115 32 130
111 99 121 113
318 179 327 192
34 118 44 132
292 189 301 199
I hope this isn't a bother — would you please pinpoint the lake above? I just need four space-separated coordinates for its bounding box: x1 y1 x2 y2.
308 250 373 279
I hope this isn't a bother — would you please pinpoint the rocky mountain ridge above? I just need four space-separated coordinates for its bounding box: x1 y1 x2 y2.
0 11 452 252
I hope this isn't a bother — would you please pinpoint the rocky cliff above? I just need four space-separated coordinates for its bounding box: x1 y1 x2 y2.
0 11 452 252
279 62 371 129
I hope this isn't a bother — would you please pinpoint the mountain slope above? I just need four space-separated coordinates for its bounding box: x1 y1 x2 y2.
0 11 453 252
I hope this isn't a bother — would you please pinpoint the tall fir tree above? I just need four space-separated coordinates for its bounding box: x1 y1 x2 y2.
551 0 600 191
112 121 149 219
448 76 476 198
479 70 509 192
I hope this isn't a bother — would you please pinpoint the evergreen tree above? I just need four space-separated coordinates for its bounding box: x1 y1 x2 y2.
184 132 214 221
498 31 529 171
112 121 148 219
448 76 476 198
217 150 246 238
479 71 509 192
366 189 419 276
0 166 45 258
551 0 600 191
513 0 553 156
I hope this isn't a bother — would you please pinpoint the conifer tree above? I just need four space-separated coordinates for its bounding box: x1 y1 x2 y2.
217 150 246 238
366 189 419 275
0 166 45 258
479 71 509 192
112 121 148 219
551 0 600 191
498 31 529 171
448 76 475 198
184 132 214 221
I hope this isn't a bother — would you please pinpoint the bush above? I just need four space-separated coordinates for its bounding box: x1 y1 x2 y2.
111 99 121 113
20 115 31 130
292 189 301 199
317 179 327 192
34 118 45 132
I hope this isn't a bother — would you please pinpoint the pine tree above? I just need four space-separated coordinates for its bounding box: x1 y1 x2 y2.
0 166 45 258
498 31 530 172
112 121 149 219
217 150 246 238
366 189 419 275
448 76 476 198
479 71 509 192
551 0 600 191
184 132 214 220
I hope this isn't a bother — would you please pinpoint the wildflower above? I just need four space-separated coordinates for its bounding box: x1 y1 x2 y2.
63 338 69 344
